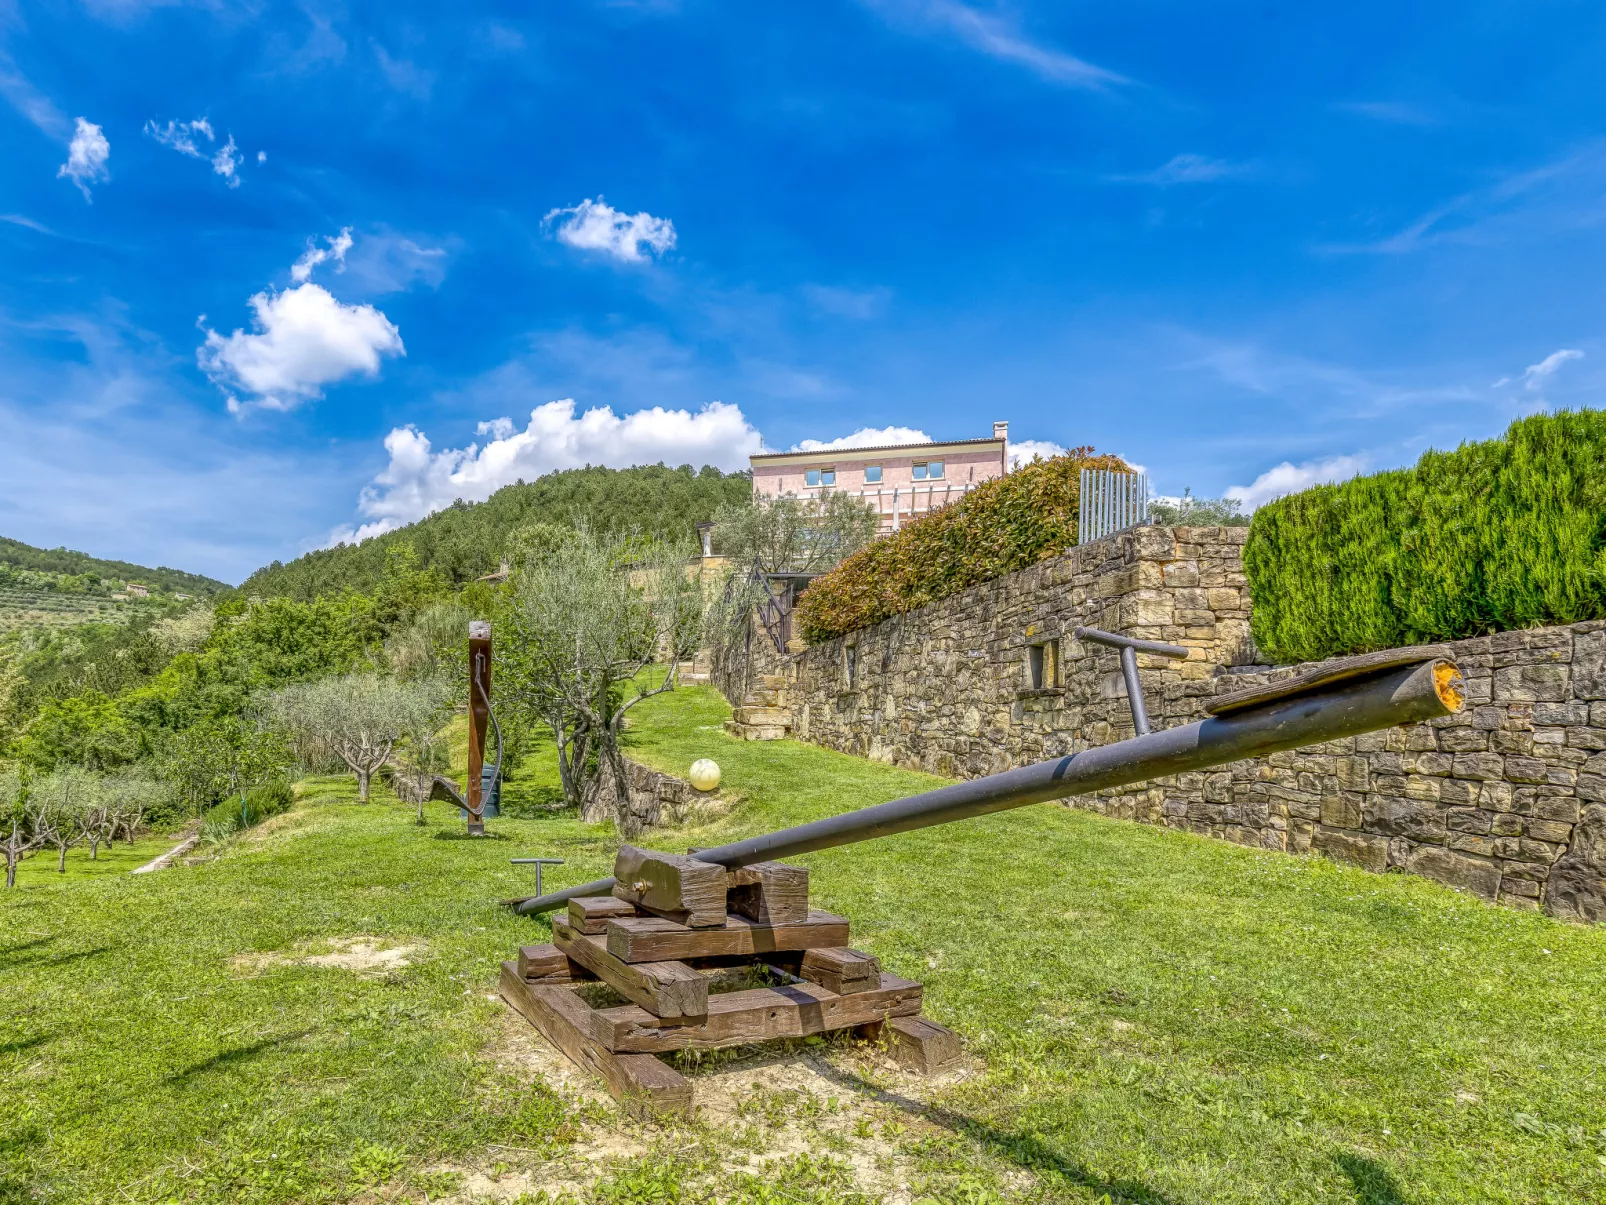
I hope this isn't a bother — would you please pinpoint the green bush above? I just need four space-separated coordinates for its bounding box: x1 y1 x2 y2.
199 779 294 836
1244 410 1606 662
795 450 1128 642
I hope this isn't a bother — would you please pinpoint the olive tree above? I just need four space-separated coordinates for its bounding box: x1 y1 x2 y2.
159 718 289 817
499 528 705 828
711 489 879 576
266 674 447 802
1 765 42 888
31 767 95 873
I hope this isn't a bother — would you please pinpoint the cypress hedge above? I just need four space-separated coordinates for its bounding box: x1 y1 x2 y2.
1244 410 1606 663
795 450 1128 642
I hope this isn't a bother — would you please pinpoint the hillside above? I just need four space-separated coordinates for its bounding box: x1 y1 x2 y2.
0 535 227 597
240 462 752 601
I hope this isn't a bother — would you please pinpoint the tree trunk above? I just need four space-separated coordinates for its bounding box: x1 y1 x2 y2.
88 836 100 860
5 856 14 888
58 845 67 873
357 768 371 802
596 731 639 837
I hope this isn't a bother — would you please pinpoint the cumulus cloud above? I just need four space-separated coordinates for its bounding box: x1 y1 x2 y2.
545 197 676 262
291 227 354 283
330 399 763 542
1225 454 1368 511
792 426 932 452
144 117 215 156
58 118 110 200
1008 438 1066 468
199 282 403 413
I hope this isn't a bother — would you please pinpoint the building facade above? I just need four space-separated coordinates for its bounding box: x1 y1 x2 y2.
750 422 1010 532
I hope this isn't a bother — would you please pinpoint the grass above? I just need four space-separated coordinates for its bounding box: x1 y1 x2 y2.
10 833 183 885
3 684 1605 1203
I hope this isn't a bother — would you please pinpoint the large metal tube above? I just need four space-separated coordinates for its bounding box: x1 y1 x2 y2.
513 657 1464 915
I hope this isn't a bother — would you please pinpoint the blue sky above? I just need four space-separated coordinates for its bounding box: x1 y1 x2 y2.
5 1 1606 582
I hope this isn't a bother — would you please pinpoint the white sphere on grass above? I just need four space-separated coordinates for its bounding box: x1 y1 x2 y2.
688 759 721 792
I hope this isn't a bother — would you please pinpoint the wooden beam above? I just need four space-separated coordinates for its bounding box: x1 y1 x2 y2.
517 943 591 982
726 861 809 925
799 947 881 995
498 962 691 1117
588 973 923 1053
553 921 708 1022
568 895 641 935
465 620 492 836
605 911 850 964
866 1015 963 1074
612 846 728 927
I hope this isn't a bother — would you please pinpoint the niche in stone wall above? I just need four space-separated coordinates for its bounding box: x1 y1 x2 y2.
1026 639 1060 690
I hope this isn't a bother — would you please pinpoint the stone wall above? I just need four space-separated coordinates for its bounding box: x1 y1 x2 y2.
774 526 1606 922
589 757 708 836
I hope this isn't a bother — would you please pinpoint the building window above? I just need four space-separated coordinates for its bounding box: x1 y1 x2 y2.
913 461 945 481
805 467 836 487
1027 640 1058 690
864 464 882 484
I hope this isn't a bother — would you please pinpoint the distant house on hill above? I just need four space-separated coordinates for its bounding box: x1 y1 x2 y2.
125 582 150 598
750 422 1009 532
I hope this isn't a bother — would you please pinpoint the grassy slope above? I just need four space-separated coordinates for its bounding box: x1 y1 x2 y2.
12 834 182 884
2 685 1603 1203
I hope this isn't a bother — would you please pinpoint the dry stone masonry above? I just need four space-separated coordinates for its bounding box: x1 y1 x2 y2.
765 525 1606 923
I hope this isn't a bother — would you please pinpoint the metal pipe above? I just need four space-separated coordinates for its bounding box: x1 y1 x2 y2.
1119 645 1149 736
512 657 1464 915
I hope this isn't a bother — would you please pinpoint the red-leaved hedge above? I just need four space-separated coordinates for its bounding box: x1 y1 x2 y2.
795 450 1129 642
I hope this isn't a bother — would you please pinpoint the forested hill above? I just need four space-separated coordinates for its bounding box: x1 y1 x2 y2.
0 535 228 596
240 463 752 601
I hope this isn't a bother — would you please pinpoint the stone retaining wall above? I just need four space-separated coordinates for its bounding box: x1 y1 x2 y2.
774 526 1606 922
589 757 707 835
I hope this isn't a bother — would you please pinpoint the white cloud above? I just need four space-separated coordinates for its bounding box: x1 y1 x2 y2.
291 227 354 283
545 197 676 262
1008 438 1066 468
211 134 243 185
257 150 268 163
1334 100 1436 127
58 118 110 200
330 399 762 542
802 284 892 320
144 116 215 157
1225 454 1368 511
198 282 403 412
1115 153 1246 185
792 426 932 452
1519 348 1583 392
869 1 1127 90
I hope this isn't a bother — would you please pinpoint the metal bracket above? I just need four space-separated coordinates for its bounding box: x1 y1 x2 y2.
1072 627 1190 736
511 857 566 898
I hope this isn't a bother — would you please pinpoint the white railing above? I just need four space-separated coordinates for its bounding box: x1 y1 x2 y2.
1078 469 1149 544
849 481 975 531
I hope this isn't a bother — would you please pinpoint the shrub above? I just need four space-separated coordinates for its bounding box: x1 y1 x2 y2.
1244 410 1606 663
795 450 1129 642
199 778 293 836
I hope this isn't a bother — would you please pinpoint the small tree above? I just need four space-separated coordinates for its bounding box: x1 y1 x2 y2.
160 719 290 818
265 674 444 802
32 767 94 873
1 765 43 888
499 529 706 831
711 490 879 576
104 774 168 843
80 776 115 860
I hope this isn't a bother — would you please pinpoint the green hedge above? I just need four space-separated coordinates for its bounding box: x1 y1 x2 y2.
200 779 294 833
795 450 1128 642
1244 410 1606 663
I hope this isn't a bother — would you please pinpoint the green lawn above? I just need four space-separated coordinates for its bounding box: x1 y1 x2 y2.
3 684 1605 1204
11 832 185 885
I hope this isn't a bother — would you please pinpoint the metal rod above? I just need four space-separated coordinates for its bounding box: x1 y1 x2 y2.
1120 645 1149 736
1073 627 1190 659
513 657 1465 915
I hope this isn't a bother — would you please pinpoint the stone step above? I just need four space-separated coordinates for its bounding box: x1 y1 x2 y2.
733 706 791 726
759 674 787 689
745 688 785 706
723 720 790 741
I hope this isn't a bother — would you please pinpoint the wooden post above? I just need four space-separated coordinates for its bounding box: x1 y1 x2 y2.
466 619 492 836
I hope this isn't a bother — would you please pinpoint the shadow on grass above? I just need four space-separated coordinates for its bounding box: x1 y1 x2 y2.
1335 1152 1411 1205
815 1063 1181 1205
0 937 55 968
0 1032 53 1058
0 1126 41 1205
0 945 113 972
432 831 512 842
165 1031 310 1085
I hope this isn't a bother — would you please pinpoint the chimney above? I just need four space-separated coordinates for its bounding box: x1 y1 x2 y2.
993 420 1008 441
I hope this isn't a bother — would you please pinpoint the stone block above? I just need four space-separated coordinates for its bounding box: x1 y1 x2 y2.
1395 845 1501 900
1312 826 1389 873
1321 793 1362 829
1452 753 1505 781
1363 797 1446 842
1438 728 1490 753
1534 702 1589 726
1571 630 1606 700
1446 807 1493 835
1491 730 1535 756
1505 756 1551 785
1492 664 1571 703
1404 752 1454 777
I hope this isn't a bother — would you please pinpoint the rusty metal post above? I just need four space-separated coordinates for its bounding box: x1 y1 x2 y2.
466 619 492 836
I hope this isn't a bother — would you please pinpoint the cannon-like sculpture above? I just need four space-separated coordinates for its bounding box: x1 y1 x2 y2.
499 636 1466 1114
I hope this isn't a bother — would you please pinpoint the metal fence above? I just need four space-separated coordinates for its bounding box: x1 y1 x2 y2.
1078 469 1149 544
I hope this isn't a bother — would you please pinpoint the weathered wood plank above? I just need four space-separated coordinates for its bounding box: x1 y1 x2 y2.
568 895 641 935
799 947 881 995
876 1015 963 1073
612 846 728 927
726 861 809 925
498 962 691 1117
553 920 708 1022
588 973 923 1052
517 942 592 982
605 910 850 963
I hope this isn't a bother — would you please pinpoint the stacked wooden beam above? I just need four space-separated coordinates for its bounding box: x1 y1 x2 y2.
499 844 962 1114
